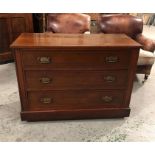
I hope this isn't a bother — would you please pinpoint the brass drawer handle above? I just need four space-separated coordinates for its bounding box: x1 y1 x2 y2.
102 96 113 103
37 57 51 64
40 97 53 104
40 77 51 84
104 76 116 83
106 56 118 63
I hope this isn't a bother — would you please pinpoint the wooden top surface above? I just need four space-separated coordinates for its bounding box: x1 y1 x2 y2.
11 33 141 49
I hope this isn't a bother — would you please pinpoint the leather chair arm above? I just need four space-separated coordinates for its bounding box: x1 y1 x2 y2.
136 34 155 52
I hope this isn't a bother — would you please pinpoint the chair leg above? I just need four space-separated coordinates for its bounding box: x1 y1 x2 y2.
142 74 149 83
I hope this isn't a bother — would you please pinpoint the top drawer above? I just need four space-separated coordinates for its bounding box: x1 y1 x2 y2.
21 49 131 69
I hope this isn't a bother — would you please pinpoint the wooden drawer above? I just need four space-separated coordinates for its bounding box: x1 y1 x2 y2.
25 70 128 90
27 90 125 111
22 50 130 69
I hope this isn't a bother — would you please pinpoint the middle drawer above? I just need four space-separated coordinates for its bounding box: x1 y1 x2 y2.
25 70 128 90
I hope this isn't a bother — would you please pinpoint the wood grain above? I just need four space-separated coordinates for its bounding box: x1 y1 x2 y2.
10 33 141 48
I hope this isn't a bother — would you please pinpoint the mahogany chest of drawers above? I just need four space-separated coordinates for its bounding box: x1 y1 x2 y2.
11 33 141 121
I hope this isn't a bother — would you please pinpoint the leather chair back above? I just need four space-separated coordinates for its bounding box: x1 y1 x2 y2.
99 14 143 38
47 13 90 33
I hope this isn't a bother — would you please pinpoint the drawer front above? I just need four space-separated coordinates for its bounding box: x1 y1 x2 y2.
22 50 130 69
27 90 125 110
25 70 128 90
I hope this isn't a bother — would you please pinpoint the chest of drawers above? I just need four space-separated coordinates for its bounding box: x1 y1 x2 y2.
11 33 141 121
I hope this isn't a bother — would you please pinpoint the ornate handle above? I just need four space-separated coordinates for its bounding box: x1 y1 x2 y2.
40 77 51 84
106 56 118 63
40 97 53 104
104 76 116 83
37 57 51 64
102 96 113 103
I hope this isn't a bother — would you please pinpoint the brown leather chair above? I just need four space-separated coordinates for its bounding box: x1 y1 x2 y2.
46 13 90 33
99 14 155 81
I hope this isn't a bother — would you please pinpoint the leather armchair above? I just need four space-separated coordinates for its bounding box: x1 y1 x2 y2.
99 14 155 81
46 13 90 33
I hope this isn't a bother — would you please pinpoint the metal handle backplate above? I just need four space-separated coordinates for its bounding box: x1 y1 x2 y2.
40 77 51 84
40 97 53 104
104 76 116 83
102 96 113 103
37 57 51 64
106 56 118 63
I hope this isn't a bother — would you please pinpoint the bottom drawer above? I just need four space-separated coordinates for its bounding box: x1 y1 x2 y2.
27 90 125 111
